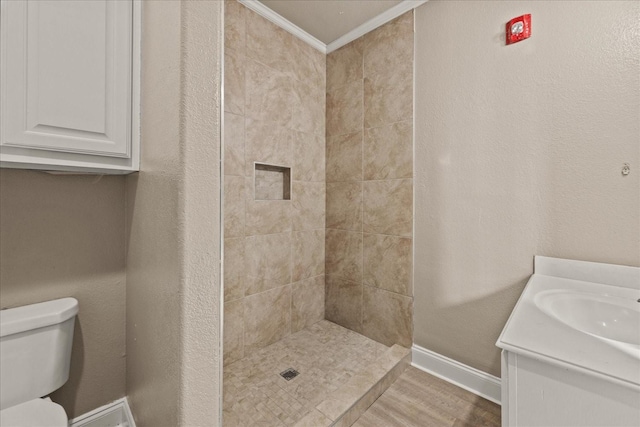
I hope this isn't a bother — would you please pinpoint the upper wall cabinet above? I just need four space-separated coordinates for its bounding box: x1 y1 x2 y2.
0 0 140 174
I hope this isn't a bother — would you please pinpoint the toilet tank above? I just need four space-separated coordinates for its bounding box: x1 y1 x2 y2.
0 298 79 410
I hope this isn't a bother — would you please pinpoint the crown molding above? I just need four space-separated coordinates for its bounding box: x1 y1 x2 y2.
238 0 326 53
326 0 428 53
237 0 428 55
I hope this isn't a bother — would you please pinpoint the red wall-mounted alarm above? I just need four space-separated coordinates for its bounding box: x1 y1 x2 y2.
506 14 531 45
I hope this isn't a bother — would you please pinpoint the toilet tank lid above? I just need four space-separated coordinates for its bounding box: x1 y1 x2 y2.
0 298 78 338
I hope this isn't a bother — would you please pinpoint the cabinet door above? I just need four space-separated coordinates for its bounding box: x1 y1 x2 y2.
1 0 132 158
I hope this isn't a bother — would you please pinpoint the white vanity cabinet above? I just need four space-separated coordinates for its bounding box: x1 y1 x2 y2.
0 0 140 174
497 256 640 427
501 350 640 427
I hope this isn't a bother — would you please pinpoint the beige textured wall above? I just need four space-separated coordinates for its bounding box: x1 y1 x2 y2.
414 0 640 377
324 12 414 348
0 170 126 418
223 1 326 365
126 1 222 425
179 0 222 424
125 1 181 423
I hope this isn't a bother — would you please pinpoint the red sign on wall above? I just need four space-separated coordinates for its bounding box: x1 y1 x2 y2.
506 14 531 45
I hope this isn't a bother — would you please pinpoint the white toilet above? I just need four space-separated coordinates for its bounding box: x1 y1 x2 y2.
0 297 79 427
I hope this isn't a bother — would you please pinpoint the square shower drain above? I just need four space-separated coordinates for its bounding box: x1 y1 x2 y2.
279 368 299 381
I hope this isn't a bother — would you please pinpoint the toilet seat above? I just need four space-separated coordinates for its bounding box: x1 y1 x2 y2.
0 398 67 427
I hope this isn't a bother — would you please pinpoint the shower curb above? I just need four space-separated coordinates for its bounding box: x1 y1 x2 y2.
295 344 411 427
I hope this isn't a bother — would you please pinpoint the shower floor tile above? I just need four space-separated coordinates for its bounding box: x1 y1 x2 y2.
223 320 390 426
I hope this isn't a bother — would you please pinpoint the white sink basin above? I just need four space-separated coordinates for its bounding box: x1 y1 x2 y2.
497 257 640 388
535 289 640 357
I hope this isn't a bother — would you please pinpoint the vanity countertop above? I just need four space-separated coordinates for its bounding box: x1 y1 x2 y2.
496 256 640 389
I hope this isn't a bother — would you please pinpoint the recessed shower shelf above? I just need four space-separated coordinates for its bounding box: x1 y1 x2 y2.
254 163 291 201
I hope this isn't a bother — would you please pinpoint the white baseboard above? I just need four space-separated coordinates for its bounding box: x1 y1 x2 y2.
69 397 135 427
411 344 501 405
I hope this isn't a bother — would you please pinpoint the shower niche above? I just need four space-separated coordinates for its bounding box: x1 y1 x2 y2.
253 163 291 200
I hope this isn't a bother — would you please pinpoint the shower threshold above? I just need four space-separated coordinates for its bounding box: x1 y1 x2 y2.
223 320 410 427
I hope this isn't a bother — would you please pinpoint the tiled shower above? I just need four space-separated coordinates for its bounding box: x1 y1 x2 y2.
325 12 413 348
223 0 327 365
223 0 414 423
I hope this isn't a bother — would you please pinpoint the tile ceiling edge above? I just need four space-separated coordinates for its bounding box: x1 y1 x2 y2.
238 0 429 55
238 0 327 53
326 0 428 53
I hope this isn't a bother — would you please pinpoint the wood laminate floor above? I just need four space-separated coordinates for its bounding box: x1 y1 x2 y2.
353 366 501 427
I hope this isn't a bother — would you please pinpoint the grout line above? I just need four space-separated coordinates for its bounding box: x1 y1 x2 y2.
326 227 412 240
238 229 300 238
326 79 362 96
361 231 413 239
360 56 365 333
289 121 295 335
327 177 414 184
243 283 295 307
289 207 294 336
362 282 413 300
290 273 326 288
362 118 414 131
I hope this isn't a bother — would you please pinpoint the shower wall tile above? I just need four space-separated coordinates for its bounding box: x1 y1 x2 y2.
292 38 326 90
292 79 325 136
224 112 245 176
293 230 325 282
245 173 292 235
224 237 245 302
326 81 363 137
363 12 413 81
324 11 414 349
245 198 292 235
224 298 244 365
325 229 363 283
363 234 412 296
244 118 293 175
292 181 325 231
244 285 292 353
224 48 245 115
364 121 412 180
326 132 363 182
326 182 363 231
223 4 327 360
362 286 412 348
292 275 325 333
245 60 292 127
363 179 413 237
246 8 295 76
326 38 363 92
224 0 245 54
245 232 292 296
325 275 363 333
363 74 412 129
293 131 325 182
224 175 245 238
